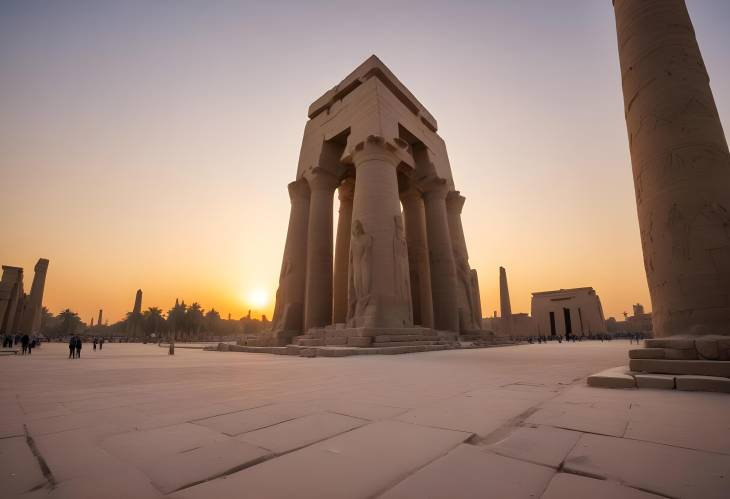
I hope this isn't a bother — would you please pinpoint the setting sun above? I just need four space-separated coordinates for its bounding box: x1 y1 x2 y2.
247 289 269 309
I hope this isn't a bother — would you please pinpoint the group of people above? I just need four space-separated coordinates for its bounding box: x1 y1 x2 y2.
3 334 40 354
68 336 105 358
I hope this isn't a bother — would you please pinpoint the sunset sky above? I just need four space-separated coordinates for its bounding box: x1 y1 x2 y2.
2 0 729 324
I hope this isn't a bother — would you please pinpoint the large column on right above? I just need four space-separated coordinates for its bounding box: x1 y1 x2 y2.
423 179 459 332
613 0 730 337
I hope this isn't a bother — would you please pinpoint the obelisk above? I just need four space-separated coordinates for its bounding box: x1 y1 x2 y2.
499 266 513 337
98 309 103 327
613 0 730 337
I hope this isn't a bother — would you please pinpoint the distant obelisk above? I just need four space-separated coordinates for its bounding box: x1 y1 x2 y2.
133 289 142 315
613 0 730 337
20 258 49 335
90 317 94 327
98 309 103 327
499 267 513 337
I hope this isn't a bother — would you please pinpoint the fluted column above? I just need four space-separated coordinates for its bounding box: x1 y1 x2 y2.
304 168 339 331
613 0 730 336
423 179 459 332
333 177 355 324
272 178 310 332
401 186 434 327
347 136 412 328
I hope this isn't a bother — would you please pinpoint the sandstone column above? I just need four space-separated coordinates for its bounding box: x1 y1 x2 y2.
304 167 339 331
19 258 49 335
401 186 434 328
423 179 459 332
333 177 355 324
499 266 513 336
613 0 730 336
272 179 310 333
446 191 480 331
347 136 413 328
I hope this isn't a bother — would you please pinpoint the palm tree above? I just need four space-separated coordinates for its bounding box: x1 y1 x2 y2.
142 307 165 339
186 302 204 340
57 309 82 337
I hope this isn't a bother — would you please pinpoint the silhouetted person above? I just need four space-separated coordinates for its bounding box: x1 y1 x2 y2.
68 337 76 358
20 334 29 355
93 338 97 351
99 337 104 350
75 337 82 358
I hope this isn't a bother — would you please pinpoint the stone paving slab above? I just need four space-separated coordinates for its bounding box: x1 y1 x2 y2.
676 375 730 393
525 403 628 437
564 433 730 499
486 425 582 468
541 472 664 499
237 412 366 454
171 420 471 499
379 444 555 499
0 436 47 496
634 374 675 389
193 402 318 436
322 399 409 421
624 419 730 455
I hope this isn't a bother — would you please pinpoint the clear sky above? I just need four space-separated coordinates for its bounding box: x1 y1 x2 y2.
2 0 729 324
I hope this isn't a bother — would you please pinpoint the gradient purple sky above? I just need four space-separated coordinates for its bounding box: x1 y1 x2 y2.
2 0 729 323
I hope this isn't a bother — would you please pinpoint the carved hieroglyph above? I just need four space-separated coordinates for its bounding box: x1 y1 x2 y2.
613 0 730 336
271 55 483 338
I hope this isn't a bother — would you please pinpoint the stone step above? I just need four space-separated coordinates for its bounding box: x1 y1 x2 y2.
629 359 730 378
371 340 441 348
374 335 437 343
296 338 324 347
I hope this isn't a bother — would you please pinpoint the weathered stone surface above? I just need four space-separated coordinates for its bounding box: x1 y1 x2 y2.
379 444 554 499
645 338 696 349
0 436 47 495
675 375 730 393
664 348 699 360
347 337 372 347
542 473 663 499
587 366 636 389
173 421 470 499
634 374 675 390
238 412 366 454
630 359 730 378
565 433 730 499
194 404 316 436
629 348 666 359
487 426 581 468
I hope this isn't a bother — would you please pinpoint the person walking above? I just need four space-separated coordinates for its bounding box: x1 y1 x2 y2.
93 337 97 351
99 337 104 350
75 337 82 358
68 336 75 359
20 334 29 355
28 338 36 355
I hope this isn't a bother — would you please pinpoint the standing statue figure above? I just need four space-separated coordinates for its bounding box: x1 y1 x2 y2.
347 220 373 325
392 216 411 303
456 255 477 330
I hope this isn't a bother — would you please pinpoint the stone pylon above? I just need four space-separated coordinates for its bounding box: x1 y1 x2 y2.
613 0 730 337
499 266 513 337
0 266 24 335
19 258 49 335
266 55 482 347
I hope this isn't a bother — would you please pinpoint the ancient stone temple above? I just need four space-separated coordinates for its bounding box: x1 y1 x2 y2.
270 56 483 347
610 0 730 381
0 258 49 337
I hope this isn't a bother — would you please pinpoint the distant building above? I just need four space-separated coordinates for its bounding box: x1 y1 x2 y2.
607 303 653 336
531 287 606 337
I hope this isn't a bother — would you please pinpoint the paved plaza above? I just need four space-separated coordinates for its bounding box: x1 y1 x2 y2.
1 342 729 498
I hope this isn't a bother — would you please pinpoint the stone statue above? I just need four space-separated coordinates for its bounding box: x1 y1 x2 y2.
392 215 411 303
348 220 373 323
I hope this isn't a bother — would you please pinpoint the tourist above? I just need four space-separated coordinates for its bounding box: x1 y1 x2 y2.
28 338 36 354
68 336 76 359
75 337 82 358
93 337 97 351
99 337 104 350
20 334 30 355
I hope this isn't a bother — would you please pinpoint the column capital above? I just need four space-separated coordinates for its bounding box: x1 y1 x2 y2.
287 178 311 201
421 177 450 201
349 135 402 168
338 176 355 202
446 191 466 214
306 167 340 192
